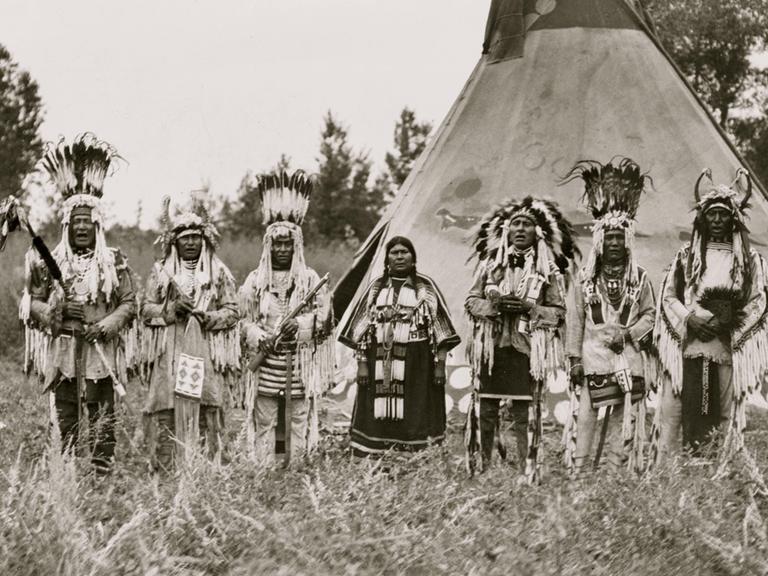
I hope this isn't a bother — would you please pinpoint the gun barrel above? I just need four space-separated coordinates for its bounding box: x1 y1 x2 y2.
248 273 330 372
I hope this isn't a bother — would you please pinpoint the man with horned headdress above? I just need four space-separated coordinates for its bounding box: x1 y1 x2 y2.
562 158 656 475
465 197 576 482
239 170 334 465
20 134 138 472
653 169 768 465
140 193 240 470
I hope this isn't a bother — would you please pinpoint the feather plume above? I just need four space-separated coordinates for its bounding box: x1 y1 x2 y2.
258 169 314 226
156 191 220 254
470 195 577 273
562 157 650 220
0 196 21 251
39 133 121 199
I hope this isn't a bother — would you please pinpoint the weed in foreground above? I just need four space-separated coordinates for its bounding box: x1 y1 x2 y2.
3 363 768 575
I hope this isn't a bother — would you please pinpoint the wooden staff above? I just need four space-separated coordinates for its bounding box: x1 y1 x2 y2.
594 406 612 470
283 350 293 467
74 326 87 457
525 379 543 484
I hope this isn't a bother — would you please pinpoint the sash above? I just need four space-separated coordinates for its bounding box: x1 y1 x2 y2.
681 357 720 452
372 283 421 420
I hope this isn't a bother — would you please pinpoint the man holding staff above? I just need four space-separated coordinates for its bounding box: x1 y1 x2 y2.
20 134 137 472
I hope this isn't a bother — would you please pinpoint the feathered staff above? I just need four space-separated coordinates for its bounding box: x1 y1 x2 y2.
0 195 63 284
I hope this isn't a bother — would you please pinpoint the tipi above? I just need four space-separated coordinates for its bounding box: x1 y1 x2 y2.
332 0 768 421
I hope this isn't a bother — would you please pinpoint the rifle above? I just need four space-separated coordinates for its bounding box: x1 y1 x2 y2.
248 273 329 371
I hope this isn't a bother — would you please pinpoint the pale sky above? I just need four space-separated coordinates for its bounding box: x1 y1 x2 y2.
1 1 489 228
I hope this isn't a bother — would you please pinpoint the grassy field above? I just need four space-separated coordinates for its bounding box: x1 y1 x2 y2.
3 356 768 575
4 231 768 574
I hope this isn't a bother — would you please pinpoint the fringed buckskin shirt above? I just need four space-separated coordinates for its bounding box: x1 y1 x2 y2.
239 268 334 399
566 267 655 376
24 248 137 388
140 256 240 411
657 242 768 397
465 260 565 375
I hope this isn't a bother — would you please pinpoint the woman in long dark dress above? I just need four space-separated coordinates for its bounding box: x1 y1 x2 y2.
339 236 460 455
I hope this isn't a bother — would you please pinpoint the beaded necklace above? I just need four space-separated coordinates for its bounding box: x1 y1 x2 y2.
601 262 627 308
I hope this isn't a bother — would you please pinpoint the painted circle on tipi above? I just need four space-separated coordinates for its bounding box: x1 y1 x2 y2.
445 394 454 415
548 370 568 394
449 366 472 390
458 393 473 414
646 390 658 410
553 400 570 425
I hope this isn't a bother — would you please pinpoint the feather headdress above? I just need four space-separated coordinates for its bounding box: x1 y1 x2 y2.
153 190 234 307
39 133 121 224
472 195 576 277
562 157 651 284
258 170 313 227
250 169 316 294
564 158 647 223
686 168 754 293
31 134 122 304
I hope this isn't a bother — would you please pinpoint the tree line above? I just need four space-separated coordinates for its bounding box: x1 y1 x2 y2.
218 108 431 247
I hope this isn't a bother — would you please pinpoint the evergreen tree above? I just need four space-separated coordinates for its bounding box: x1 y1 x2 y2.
645 0 768 184
382 108 432 197
0 43 44 200
733 111 768 187
644 0 768 128
310 112 383 242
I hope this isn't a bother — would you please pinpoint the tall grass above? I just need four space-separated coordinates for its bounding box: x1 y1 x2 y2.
3 353 768 575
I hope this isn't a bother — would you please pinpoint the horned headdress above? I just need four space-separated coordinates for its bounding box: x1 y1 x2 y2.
562 157 651 286
687 168 755 293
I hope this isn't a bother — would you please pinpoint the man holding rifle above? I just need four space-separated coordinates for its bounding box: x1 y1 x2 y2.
20 135 137 473
239 170 334 465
